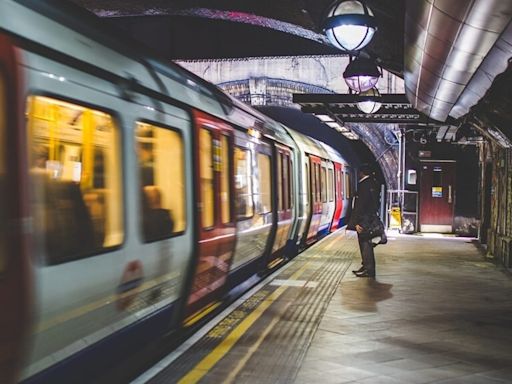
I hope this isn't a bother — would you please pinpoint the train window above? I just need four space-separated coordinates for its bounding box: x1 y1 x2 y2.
282 153 289 210
321 166 327 203
220 135 231 224
334 170 338 200
257 153 272 214
277 152 283 211
0 76 5 274
328 168 334 202
305 162 310 201
136 122 185 242
234 147 253 219
199 128 214 228
344 172 348 199
338 169 343 200
27 96 123 264
287 155 293 209
345 172 352 199
309 162 314 201
311 162 317 202
316 163 321 203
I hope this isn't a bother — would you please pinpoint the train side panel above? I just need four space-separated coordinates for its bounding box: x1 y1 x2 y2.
19 48 195 382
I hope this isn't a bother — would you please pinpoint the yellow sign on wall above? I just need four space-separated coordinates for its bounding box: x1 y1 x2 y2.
432 187 443 198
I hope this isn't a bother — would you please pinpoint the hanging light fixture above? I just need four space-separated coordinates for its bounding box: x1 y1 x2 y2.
323 0 377 52
357 87 381 113
343 57 381 92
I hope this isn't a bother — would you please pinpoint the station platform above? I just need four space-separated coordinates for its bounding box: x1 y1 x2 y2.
133 231 512 384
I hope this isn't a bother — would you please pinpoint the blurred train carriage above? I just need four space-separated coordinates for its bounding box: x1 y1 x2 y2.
0 1 355 383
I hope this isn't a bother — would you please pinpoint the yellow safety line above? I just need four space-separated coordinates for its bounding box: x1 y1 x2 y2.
224 298 288 384
183 302 222 327
177 260 311 384
267 257 284 269
224 234 342 382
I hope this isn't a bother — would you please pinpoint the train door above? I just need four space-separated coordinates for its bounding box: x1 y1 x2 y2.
318 160 333 235
305 155 322 244
269 144 293 265
419 160 456 233
0 34 30 384
295 159 310 248
331 162 343 231
228 132 273 276
184 111 236 324
341 167 353 227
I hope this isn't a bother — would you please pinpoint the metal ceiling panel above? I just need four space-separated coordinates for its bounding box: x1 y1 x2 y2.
451 20 512 118
457 25 497 55
430 0 472 22
421 34 453 64
427 7 463 42
463 0 511 32
434 0 510 32
404 0 512 121
434 82 466 103
442 48 482 73
430 99 455 121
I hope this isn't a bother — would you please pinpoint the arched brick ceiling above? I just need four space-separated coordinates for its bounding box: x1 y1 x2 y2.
69 0 404 76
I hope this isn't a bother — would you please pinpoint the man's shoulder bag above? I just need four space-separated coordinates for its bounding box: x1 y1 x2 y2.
361 214 387 245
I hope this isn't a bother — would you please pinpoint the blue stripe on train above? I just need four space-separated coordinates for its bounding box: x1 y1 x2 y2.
317 225 330 237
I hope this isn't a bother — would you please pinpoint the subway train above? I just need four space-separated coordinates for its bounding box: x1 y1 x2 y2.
0 1 356 383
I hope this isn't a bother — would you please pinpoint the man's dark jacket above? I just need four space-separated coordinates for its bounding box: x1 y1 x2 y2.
347 176 379 230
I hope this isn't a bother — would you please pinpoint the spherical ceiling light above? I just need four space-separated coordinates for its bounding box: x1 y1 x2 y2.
357 87 382 113
323 0 377 52
343 57 381 92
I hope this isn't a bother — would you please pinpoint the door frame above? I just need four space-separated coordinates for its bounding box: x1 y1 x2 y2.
0 34 32 384
419 159 456 233
183 110 236 324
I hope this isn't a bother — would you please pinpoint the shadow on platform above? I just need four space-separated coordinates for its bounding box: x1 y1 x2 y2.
340 279 393 313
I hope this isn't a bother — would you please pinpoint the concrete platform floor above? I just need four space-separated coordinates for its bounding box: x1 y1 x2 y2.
295 233 512 384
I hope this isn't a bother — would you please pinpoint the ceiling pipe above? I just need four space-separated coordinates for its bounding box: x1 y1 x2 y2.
404 0 512 122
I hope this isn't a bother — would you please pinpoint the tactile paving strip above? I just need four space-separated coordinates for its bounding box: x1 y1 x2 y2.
147 231 357 384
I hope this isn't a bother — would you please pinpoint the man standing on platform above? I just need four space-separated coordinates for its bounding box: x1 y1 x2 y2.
347 164 380 278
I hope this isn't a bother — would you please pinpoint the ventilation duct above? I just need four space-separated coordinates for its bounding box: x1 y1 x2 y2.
404 0 512 122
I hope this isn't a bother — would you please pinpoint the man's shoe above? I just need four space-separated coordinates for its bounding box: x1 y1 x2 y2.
352 266 365 274
355 270 375 278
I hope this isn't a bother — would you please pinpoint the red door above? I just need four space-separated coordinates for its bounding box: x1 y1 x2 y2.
305 155 322 244
0 34 31 383
331 162 343 231
419 160 456 233
184 111 236 325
